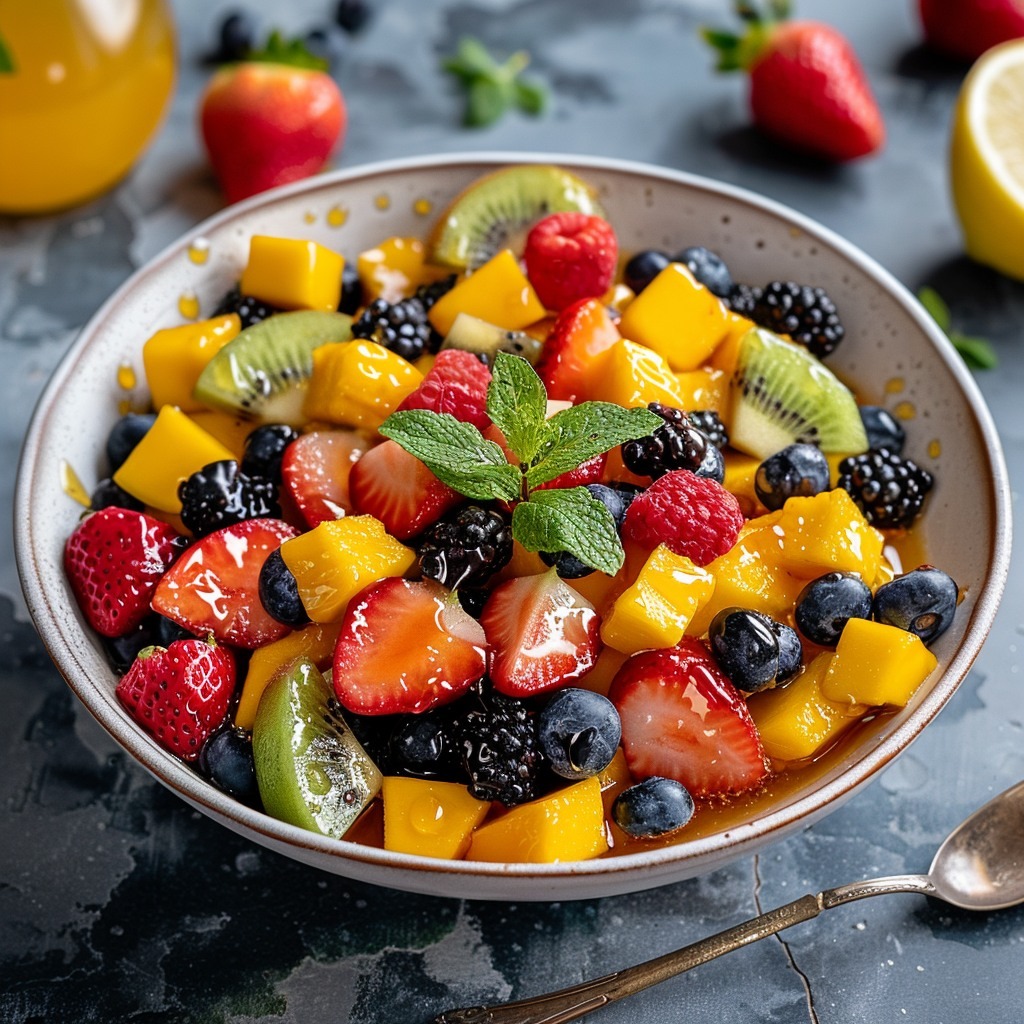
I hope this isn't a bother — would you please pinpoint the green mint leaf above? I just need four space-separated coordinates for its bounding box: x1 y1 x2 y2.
486 352 549 462
466 77 509 127
0 33 15 74
951 331 999 370
379 410 521 501
442 37 544 128
512 488 624 576
917 286 952 332
450 36 500 76
514 78 547 116
526 402 661 489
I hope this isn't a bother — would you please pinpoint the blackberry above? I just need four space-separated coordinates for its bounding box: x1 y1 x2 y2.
621 402 710 479
417 506 513 590
178 459 281 537
687 409 729 449
750 280 845 359
415 273 458 310
213 284 281 329
241 423 300 483
351 295 435 362
453 683 545 806
836 449 934 529
726 282 762 318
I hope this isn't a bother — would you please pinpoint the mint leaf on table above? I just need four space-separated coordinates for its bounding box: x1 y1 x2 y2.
486 351 549 463
917 285 998 370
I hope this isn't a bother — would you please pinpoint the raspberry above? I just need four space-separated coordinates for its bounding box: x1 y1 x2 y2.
524 212 618 312
623 469 744 565
395 348 493 431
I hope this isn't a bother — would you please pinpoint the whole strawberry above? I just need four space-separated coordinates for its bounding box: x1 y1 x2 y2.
703 1 884 163
199 32 346 204
116 638 236 762
919 0 1024 61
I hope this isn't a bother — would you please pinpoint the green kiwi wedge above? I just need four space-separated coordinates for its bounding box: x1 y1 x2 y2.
429 164 606 270
728 327 869 460
193 310 352 425
441 312 543 365
252 657 381 839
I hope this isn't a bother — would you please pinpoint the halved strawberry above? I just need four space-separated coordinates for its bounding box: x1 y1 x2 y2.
281 429 367 528
116 637 236 762
63 507 188 638
152 518 299 649
348 438 463 540
481 568 602 698
396 348 493 431
332 577 487 715
533 298 621 403
608 638 768 798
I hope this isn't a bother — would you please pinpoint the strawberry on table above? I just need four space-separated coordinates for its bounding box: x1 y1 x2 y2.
919 0 1024 61
116 637 236 763
524 212 619 312
533 297 621 403
63 507 188 638
609 638 769 798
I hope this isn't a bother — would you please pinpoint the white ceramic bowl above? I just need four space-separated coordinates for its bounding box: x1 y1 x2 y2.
15 153 1012 901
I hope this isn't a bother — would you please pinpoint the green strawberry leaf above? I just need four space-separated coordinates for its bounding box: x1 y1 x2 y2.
512 487 624 576
246 30 329 71
0 33 15 74
486 351 549 463
379 410 521 501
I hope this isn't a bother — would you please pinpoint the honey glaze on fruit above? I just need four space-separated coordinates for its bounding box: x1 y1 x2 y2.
62 164 961 866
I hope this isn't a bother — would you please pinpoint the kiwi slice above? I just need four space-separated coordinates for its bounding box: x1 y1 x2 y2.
441 311 543 365
728 327 869 460
252 657 382 839
429 164 606 270
193 310 352 425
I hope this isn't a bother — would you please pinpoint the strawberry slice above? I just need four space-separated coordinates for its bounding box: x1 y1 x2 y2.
152 518 299 649
481 568 602 698
534 298 621 403
609 638 768 798
281 429 367 528
332 577 487 715
396 348 493 431
63 507 188 638
348 438 463 540
116 637 236 762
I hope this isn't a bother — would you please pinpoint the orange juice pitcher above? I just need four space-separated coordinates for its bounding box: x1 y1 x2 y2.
0 0 176 214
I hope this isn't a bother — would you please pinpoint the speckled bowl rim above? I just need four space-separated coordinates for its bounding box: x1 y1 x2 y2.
15 152 1013 901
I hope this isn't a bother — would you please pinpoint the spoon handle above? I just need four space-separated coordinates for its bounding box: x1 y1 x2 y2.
431 874 936 1024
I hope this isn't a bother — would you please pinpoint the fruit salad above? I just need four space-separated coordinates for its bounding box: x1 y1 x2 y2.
62 164 960 865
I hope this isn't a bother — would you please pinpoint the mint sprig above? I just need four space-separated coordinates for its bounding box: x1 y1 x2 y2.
380 353 660 575
0 33 14 74
917 286 998 371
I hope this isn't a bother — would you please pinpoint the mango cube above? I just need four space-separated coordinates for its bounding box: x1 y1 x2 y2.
113 404 235 513
239 235 345 312
303 340 423 430
427 249 546 336
821 617 938 708
618 262 734 371
589 339 686 409
278 515 415 623
382 777 490 860
601 545 715 654
466 777 609 863
674 366 727 413
357 236 450 303
143 314 240 411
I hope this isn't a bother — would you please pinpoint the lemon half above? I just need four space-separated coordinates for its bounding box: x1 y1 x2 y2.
950 39 1024 280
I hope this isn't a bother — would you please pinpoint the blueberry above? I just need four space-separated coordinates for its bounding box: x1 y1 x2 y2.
696 442 725 484
212 10 257 62
304 25 347 68
795 572 873 648
872 566 959 645
335 0 372 33
772 620 804 685
709 608 784 693
199 728 260 806
859 405 906 455
338 260 363 315
541 484 628 579
389 709 461 780
457 587 489 619
673 245 733 298
754 443 831 511
105 413 156 472
90 477 143 512
155 614 197 647
612 777 695 838
623 249 670 294
241 423 299 483
537 688 621 781
258 548 310 628
102 615 164 673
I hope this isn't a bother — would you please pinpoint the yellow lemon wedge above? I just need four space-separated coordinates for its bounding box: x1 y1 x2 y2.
950 39 1024 279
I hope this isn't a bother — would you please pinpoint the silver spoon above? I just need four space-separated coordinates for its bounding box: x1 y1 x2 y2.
432 779 1024 1024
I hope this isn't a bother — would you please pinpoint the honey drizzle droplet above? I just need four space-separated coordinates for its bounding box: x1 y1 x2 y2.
188 238 210 265
413 197 432 216
894 400 916 420
178 291 200 320
374 193 391 211
60 460 92 508
327 205 348 227
928 439 942 459
116 362 136 390
303 211 316 225
885 377 904 395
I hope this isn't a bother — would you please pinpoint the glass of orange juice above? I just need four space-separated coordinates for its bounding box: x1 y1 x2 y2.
0 0 176 214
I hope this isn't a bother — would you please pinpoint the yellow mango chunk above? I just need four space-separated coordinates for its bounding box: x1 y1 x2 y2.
303 340 423 430
466 777 609 863
618 262 734 371
774 489 885 581
113 405 235 513
674 365 727 413
601 545 715 654
239 235 345 312
186 409 255 458
278 515 415 623
707 311 757 374
589 339 686 409
821 618 938 708
143 314 240 411
722 450 766 518
428 249 546 337
235 621 342 730
748 652 868 762
357 236 451 303
382 777 490 860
